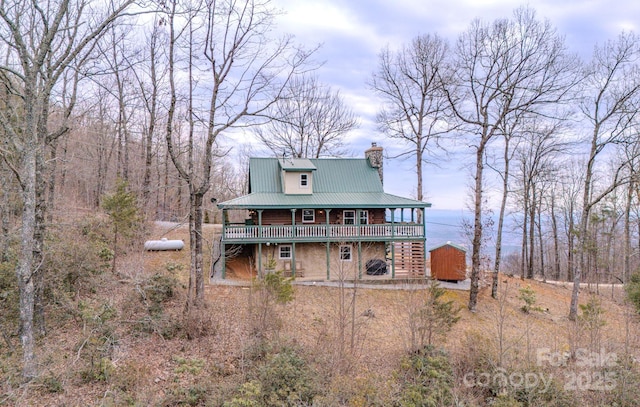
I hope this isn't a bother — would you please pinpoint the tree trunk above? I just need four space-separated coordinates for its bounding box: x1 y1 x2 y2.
0 171 9 262
468 144 486 312
112 223 118 274
492 136 511 299
624 177 633 283
520 180 529 280
527 186 536 279
416 140 423 222
551 194 561 280
567 204 575 282
141 33 158 217
537 199 545 282
46 139 59 223
187 192 205 308
570 184 592 320
33 149 47 337
18 146 37 379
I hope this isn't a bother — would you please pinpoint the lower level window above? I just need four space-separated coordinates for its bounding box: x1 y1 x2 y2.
279 245 292 259
340 245 352 261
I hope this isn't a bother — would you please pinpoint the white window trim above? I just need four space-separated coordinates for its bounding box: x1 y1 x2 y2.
359 210 369 225
340 245 352 261
343 210 355 225
302 209 315 223
299 173 309 188
279 245 292 259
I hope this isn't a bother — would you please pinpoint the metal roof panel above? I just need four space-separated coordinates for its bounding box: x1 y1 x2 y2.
219 192 430 209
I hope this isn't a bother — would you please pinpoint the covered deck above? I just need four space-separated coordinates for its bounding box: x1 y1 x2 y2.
222 222 425 243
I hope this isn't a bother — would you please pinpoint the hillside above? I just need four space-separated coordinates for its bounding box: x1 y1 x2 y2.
1 222 639 406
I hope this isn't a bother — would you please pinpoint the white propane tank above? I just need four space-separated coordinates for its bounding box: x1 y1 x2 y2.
144 237 184 251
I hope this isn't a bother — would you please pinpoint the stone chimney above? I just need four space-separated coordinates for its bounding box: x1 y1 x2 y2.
365 142 383 185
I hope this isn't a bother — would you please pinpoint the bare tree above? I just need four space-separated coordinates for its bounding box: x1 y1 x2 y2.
623 140 640 283
558 161 585 282
256 73 357 158
443 7 577 311
370 34 453 206
163 0 313 307
569 31 640 320
515 120 566 281
486 112 524 298
129 19 168 217
0 0 136 379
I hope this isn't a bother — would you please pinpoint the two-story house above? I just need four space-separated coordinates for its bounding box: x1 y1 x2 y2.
216 143 430 280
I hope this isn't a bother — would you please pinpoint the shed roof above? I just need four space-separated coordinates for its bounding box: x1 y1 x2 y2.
429 242 467 252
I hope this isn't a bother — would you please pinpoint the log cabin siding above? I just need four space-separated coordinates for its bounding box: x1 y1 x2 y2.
257 208 387 225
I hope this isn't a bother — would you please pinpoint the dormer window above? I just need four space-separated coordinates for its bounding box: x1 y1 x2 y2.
278 158 315 194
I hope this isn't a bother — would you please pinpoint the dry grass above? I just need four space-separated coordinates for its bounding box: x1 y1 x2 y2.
1 222 639 406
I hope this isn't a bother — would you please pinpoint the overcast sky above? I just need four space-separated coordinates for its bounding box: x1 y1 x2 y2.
252 0 640 210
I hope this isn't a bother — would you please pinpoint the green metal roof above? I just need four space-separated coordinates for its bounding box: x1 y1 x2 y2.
219 192 430 209
278 158 317 171
249 157 383 194
220 157 431 209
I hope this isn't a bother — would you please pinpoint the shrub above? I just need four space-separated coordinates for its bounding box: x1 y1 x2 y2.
230 344 318 407
162 384 211 407
181 306 217 340
249 271 294 338
39 373 64 394
76 300 119 383
608 355 640 407
173 356 205 375
0 257 19 329
144 272 178 306
111 359 150 393
394 345 455 407
124 271 182 339
518 285 543 313
311 374 391 407
408 280 461 351
256 345 317 406
223 381 262 407
578 295 606 351
625 272 640 314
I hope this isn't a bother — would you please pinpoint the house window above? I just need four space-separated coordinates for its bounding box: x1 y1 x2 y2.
300 173 308 188
340 245 352 261
302 209 315 223
359 210 369 225
343 210 355 225
279 245 292 259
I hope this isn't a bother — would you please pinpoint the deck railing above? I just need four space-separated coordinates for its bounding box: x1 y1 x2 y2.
223 223 424 241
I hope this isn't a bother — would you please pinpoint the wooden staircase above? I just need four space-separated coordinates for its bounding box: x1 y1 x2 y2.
393 241 426 276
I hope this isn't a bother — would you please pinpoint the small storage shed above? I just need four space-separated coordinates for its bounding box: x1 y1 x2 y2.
429 242 466 281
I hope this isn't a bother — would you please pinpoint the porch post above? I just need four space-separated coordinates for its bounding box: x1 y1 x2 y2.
291 209 297 277
422 207 428 277
221 209 227 278
325 209 331 280
258 210 264 276
358 241 362 280
391 208 396 279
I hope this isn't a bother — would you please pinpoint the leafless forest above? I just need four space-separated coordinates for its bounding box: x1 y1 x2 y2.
1 0 640 403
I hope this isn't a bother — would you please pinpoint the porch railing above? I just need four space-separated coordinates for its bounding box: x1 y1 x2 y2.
222 223 424 241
